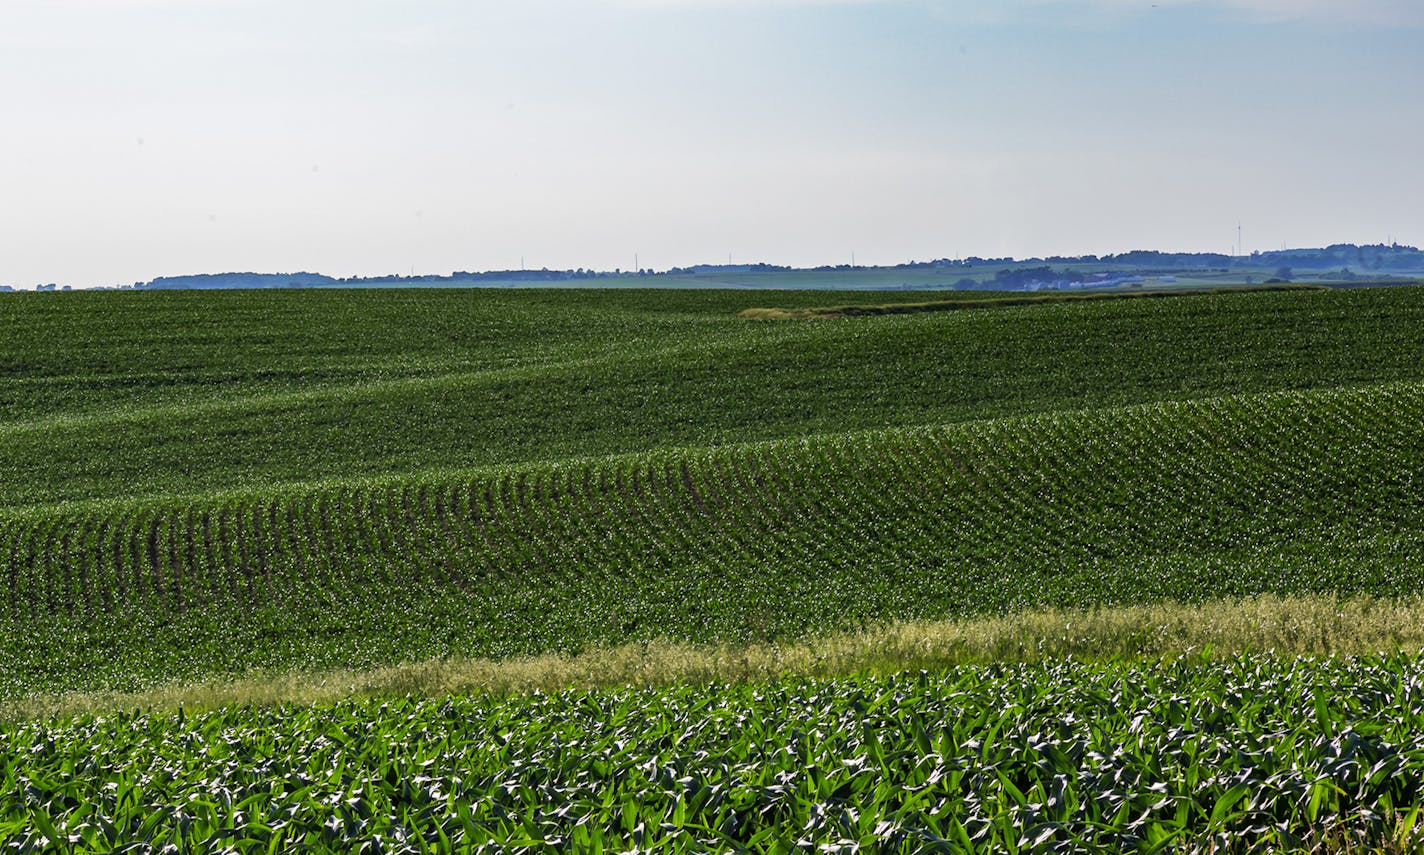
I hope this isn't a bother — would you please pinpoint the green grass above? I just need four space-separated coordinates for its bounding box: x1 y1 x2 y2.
4 657 1424 851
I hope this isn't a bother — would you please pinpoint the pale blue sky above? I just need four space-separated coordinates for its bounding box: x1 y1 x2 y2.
2 0 1420 287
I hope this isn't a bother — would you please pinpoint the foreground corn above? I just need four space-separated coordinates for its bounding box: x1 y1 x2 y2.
4 655 1422 852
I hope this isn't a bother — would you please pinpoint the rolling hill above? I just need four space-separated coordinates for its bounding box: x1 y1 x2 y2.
6 285 1424 849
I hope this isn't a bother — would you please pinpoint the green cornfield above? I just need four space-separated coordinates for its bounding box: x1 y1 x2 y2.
4 657 1424 852
3 285 1424 850
2 380 1423 697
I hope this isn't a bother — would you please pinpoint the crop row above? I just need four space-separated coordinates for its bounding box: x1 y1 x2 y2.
1 380 1422 697
3 655 1423 852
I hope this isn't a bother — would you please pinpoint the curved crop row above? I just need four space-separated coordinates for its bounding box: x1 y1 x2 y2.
2 381 1423 696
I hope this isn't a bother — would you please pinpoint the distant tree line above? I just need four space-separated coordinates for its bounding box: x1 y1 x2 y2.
33 242 1419 292
135 269 627 290
897 244 1424 274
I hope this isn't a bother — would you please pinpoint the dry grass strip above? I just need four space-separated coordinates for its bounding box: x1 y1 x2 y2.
7 594 1423 720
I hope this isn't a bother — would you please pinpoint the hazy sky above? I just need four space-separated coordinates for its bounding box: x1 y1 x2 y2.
3 0 1421 287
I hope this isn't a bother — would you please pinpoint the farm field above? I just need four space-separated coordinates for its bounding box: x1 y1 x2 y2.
4 379 1424 700
4 285 1424 507
4 658 1424 851
3 285 1424 850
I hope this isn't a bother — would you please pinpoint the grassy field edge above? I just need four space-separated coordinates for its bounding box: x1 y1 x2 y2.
9 593 1422 721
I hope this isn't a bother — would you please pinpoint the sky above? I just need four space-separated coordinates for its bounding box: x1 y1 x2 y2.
2 0 1421 287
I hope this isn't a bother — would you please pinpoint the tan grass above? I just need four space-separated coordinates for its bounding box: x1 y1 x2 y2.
6 593 1424 721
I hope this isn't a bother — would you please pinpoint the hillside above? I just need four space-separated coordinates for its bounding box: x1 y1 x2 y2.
3 288 1424 695
6 285 1424 850
4 286 1424 508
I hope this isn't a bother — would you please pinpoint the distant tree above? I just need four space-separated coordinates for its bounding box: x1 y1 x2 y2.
1275 266 1293 281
